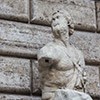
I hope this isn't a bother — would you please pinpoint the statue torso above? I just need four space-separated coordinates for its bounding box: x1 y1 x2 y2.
38 42 83 91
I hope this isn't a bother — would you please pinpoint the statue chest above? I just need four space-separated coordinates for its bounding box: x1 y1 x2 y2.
51 45 79 71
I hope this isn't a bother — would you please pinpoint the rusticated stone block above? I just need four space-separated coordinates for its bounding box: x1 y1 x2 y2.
31 0 96 31
0 94 41 100
0 20 100 64
32 61 41 94
0 56 31 94
0 0 29 22
84 65 100 96
70 31 100 64
0 19 53 58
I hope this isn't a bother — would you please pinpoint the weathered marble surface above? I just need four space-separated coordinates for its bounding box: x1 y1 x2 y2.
37 10 91 100
31 0 96 31
32 61 100 96
54 89 92 100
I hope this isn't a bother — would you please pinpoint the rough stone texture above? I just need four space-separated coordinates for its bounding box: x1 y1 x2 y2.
84 65 100 96
0 94 41 100
31 0 96 31
70 31 100 64
0 0 29 22
32 61 41 94
96 2 100 32
0 20 100 64
0 19 53 58
0 56 31 94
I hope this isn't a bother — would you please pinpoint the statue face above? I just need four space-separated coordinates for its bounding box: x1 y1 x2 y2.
51 12 69 40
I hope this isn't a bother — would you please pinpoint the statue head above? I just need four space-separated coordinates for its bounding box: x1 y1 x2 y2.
51 9 74 41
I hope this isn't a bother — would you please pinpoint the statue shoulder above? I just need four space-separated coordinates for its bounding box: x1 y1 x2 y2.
37 42 57 61
37 42 60 68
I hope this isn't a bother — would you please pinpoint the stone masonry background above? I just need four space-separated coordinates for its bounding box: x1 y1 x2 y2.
0 0 99 100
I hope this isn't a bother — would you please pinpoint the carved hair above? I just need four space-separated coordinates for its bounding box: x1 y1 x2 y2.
52 9 74 36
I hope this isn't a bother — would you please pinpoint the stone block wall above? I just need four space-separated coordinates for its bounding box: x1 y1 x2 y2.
0 0 99 100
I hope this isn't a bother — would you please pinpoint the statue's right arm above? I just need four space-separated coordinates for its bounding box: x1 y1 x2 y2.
37 43 59 70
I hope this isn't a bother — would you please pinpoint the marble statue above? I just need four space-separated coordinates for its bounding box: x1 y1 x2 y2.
37 10 92 100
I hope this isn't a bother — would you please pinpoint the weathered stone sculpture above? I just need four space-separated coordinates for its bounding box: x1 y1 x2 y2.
54 89 92 100
37 10 92 100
